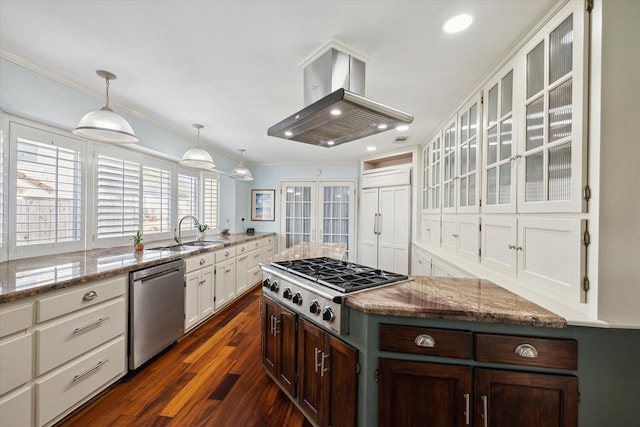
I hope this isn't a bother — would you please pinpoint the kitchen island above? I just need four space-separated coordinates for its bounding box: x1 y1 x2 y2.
341 277 640 427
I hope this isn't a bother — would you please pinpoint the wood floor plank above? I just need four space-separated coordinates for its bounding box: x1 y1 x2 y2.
57 285 308 427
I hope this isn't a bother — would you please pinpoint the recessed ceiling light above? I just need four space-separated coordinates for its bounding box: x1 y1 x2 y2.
331 108 342 116
443 14 473 34
367 146 377 152
396 125 409 131
285 131 293 137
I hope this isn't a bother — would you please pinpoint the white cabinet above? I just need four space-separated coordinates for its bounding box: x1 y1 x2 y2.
0 275 127 427
411 244 431 277
184 252 215 332
361 184 411 275
235 244 249 295
214 247 237 311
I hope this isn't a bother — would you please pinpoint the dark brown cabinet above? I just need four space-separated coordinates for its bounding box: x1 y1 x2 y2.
378 326 579 427
261 296 297 397
475 368 578 427
378 358 472 427
298 318 358 427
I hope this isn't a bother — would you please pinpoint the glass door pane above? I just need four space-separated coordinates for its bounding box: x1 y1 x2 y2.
319 181 355 261
282 183 314 248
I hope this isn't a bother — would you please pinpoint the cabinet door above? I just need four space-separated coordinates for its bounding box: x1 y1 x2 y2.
457 95 482 213
378 358 472 427
360 187 379 268
422 134 442 213
184 271 200 331
481 216 518 277
200 267 214 319
235 253 249 295
261 297 279 377
442 117 457 214
298 319 324 426
475 368 578 427
277 305 297 397
323 334 357 427
380 185 410 275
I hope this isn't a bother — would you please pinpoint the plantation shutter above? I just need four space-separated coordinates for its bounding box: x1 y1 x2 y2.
143 166 172 234
203 175 218 229
96 155 140 238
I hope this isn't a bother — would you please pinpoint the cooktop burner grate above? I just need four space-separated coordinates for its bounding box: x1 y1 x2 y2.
272 257 408 293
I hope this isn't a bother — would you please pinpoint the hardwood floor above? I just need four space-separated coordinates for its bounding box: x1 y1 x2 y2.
58 286 312 427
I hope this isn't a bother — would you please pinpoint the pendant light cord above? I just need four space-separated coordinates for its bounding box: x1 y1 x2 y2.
104 77 111 109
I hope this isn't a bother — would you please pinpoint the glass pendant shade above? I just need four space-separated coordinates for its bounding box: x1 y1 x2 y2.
73 70 138 144
179 124 216 170
229 149 254 181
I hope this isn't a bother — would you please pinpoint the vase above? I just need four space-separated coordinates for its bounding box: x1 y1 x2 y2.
196 230 206 241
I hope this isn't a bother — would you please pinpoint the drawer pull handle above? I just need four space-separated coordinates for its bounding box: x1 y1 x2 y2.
414 334 436 348
464 393 470 425
225 251 230 257
82 291 98 301
514 343 539 358
481 395 488 427
241 247 246 252
200 259 206 265
73 359 109 382
73 317 109 334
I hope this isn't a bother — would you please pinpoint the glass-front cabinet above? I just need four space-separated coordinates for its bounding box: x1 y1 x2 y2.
418 0 589 308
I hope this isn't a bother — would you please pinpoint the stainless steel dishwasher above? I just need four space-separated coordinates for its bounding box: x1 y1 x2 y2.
129 259 185 370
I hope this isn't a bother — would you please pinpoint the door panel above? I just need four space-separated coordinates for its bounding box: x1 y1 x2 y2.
298 319 324 425
360 188 379 268
324 334 358 427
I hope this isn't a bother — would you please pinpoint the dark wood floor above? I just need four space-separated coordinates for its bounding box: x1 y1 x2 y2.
58 286 312 427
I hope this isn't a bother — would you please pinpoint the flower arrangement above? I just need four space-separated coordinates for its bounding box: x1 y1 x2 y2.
197 224 209 233
132 230 144 251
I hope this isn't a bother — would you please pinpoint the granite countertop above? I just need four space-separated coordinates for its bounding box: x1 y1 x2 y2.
345 276 567 328
0 232 275 303
267 242 346 263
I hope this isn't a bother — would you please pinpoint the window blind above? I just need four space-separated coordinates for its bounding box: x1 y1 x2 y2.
143 166 172 233
16 137 82 246
97 155 140 238
203 175 218 229
178 173 199 220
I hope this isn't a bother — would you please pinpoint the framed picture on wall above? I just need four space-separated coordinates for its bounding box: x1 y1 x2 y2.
251 189 275 221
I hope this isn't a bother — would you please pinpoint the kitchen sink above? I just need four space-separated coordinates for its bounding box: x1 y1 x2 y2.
149 241 224 251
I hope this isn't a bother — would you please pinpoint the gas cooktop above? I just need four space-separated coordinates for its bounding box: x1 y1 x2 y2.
271 257 408 293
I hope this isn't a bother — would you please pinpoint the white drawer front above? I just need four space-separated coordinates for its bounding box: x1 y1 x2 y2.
0 387 32 427
185 252 215 272
261 246 274 261
248 248 263 268
35 337 126 427
0 333 33 395
37 276 126 323
36 299 126 376
0 303 33 338
215 246 237 262
248 265 262 286
237 243 249 255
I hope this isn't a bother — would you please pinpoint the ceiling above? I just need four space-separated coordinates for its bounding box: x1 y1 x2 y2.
0 0 555 166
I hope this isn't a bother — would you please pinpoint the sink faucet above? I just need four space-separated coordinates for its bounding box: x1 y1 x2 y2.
174 215 200 244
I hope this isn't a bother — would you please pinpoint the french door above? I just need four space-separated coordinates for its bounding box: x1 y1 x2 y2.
280 180 356 261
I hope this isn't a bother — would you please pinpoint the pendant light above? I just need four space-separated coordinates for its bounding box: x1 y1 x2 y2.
73 70 139 144
179 124 216 170
229 149 254 181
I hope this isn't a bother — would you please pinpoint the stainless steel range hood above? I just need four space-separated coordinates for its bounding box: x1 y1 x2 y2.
268 44 414 148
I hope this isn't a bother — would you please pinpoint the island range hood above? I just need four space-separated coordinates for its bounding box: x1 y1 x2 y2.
268 43 414 148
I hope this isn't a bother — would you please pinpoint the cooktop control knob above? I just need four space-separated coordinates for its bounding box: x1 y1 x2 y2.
322 307 335 323
292 292 303 305
283 288 292 300
269 281 279 292
309 301 321 315
262 278 271 288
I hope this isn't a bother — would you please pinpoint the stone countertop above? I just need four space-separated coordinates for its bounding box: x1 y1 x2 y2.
344 276 567 328
0 232 275 303
267 242 347 263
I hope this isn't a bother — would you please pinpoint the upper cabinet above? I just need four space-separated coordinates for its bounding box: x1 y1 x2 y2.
517 2 588 213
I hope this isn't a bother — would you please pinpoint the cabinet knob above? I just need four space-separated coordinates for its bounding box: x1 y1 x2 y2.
200 259 206 265
514 343 539 358
414 334 436 348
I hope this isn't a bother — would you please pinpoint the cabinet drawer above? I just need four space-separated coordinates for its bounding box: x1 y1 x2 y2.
35 337 126 427
379 324 472 359
37 276 126 323
0 333 33 395
215 246 237 262
0 387 32 427
248 265 262 286
249 239 262 251
185 252 215 272
261 246 274 261
248 248 264 268
475 333 577 370
237 243 249 255
0 303 33 338
36 298 126 375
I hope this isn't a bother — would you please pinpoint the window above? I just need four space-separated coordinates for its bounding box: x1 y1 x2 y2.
14 124 82 248
96 154 140 239
0 120 4 255
202 174 218 230
143 166 172 234
178 173 199 220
